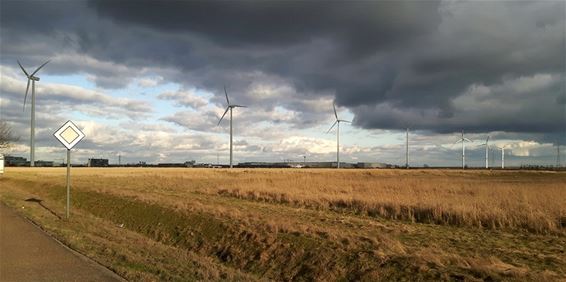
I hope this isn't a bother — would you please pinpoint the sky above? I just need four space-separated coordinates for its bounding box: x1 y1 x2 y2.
0 0 565 167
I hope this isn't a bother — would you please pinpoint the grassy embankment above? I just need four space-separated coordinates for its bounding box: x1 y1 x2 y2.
1 168 565 281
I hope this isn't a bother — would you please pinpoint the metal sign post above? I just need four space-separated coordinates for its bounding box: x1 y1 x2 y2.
66 149 71 219
53 120 85 220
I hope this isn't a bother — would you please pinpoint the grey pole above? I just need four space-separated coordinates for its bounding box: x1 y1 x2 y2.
485 144 489 169
462 131 465 169
229 107 233 168
30 80 36 167
405 128 409 169
66 149 71 219
557 145 561 168
501 147 505 169
337 121 340 169
303 155 306 167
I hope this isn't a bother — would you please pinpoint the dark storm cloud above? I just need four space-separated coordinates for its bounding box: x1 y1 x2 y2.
89 1 440 51
1 1 564 141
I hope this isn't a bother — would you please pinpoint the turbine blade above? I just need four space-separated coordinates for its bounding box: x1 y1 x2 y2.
454 139 463 144
464 138 472 142
224 86 230 105
17 60 30 77
340 120 351 123
23 79 30 111
326 120 338 133
31 60 50 76
232 105 247 108
486 136 490 143
333 102 338 120
218 107 230 125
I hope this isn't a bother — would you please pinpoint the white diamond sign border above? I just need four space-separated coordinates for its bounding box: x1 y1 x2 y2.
53 120 85 150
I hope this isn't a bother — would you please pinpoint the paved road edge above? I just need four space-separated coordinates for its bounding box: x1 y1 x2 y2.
0 201 127 282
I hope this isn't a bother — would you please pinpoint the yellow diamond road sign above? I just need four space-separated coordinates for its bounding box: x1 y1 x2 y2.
54 120 85 150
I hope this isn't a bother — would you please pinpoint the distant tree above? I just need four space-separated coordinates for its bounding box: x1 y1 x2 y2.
0 121 18 149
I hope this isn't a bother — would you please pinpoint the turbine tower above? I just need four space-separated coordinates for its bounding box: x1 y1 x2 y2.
405 128 409 169
218 86 246 168
455 130 472 169
298 154 307 167
18 60 49 167
482 135 490 169
327 102 350 168
497 145 507 169
557 144 561 168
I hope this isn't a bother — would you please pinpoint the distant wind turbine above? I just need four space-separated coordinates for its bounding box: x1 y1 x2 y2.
482 135 490 169
18 59 49 167
454 130 472 169
556 144 561 168
405 128 410 169
218 86 246 168
327 102 350 168
497 145 507 169
297 154 308 167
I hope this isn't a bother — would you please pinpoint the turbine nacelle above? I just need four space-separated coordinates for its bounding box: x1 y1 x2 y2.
18 60 49 111
217 86 247 168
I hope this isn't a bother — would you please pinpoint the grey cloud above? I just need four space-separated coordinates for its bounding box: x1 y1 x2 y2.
157 91 209 109
2 0 564 158
87 1 564 139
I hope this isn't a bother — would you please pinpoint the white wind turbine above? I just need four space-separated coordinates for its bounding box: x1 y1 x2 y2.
497 144 507 169
18 60 49 167
556 144 561 168
297 153 308 167
482 135 490 169
405 127 410 169
217 86 246 168
454 130 472 169
327 102 350 168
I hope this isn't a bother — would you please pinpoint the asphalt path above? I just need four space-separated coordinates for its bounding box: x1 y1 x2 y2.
0 202 124 282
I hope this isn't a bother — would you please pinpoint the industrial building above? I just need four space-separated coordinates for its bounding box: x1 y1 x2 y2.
4 156 28 166
87 158 109 167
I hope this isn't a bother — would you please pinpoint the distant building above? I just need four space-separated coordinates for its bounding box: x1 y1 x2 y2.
355 162 388 168
87 158 109 167
157 161 196 168
35 160 54 167
5 155 28 166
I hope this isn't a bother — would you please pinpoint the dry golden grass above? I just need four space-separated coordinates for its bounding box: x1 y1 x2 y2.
12 167 562 233
1 167 565 281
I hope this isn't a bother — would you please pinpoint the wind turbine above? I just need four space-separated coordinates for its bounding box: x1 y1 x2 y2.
497 145 507 169
482 135 490 169
297 154 308 167
217 86 246 168
556 144 561 168
454 130 472 169
327 102 350 168
18 59 49 167
405 127 410 169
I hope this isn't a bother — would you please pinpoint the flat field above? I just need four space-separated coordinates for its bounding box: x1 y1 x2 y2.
1 168 565 281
